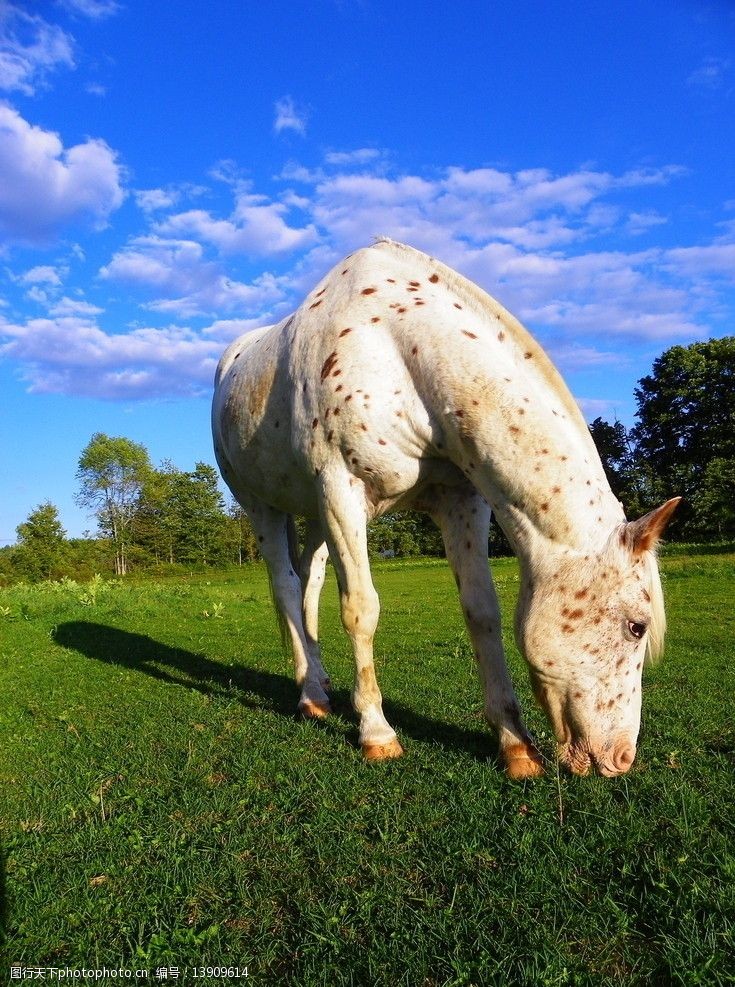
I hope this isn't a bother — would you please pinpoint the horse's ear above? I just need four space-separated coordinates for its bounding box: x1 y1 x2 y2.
622 497 682 556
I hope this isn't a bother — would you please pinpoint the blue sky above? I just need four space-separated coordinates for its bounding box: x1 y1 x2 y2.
1 0 734 543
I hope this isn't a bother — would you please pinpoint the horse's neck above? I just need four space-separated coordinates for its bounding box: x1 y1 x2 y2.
417 321 624 561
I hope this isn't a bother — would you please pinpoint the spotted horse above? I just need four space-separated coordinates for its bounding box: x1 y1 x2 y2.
212 238 679 779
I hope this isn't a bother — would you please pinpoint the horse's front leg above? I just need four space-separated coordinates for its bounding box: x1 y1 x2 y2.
318 475 403 761
430 487 544 779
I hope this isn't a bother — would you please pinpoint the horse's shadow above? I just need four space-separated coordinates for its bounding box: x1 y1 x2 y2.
53 621 498 764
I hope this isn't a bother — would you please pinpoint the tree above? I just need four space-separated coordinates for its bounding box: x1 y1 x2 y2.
13 501 67 581
76 433 153 575
632 337 735 538
227 501 260 564
689 458 735 541
133 461 230 566
588 417 652 519
171 463 229 565
368 513 423 557
133 460 180 565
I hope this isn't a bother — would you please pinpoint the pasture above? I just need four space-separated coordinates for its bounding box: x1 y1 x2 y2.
1 553 733 985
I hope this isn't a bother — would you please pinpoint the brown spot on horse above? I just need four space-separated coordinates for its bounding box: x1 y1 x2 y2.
320 351 338 381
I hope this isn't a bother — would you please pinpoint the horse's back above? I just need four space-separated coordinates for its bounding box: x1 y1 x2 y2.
212 243 465 517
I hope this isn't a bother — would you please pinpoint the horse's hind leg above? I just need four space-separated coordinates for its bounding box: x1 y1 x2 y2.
246 499 332 718
299 520 331 693
318 474 403 761
429 485 544 779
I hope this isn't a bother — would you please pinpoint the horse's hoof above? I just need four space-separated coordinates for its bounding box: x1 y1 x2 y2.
503 742 545 780
362 738 404 761
299 698 332 719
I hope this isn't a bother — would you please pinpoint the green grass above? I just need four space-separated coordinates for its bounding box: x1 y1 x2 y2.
1 555 733 986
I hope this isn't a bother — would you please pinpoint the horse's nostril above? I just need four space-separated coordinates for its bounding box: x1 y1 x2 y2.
612 742 636 773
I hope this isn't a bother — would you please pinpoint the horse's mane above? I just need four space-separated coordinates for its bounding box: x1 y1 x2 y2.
643 549 667 665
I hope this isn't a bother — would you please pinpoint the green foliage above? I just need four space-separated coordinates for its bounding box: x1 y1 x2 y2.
12 501 67 582
1 556 733 983
689 457 735 540
135 461 230 566
227 502 260 563
632 336 735 537
76 433 153 576
588 418 653 519
588 337 735 539
367 511 511 559
368 511 443 558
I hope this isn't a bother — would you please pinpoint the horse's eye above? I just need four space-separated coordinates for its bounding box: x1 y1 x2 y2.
627 620 646 640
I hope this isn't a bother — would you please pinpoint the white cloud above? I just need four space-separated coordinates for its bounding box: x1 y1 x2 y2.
324 148 384 166
0 5 75 94
0 104 124 244
0 312 220 399
100 236 206 291
61 0 121 19
278 161 325 184
135 187 182 213
49 296 103 317
20 265 63 286
538 300 702 341
296 163 683 258
626 211 667 236
100 235 288 318
208 159 246 186
577 397 624 421
201 317 267 342
134 183 209 214
25 285 49 305
274 96 307 136
664 243 735 280
549 345 625 370
687 56 730 90
157 195 318 257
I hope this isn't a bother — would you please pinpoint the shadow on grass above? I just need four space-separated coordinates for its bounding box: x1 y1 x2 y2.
53 621 497 764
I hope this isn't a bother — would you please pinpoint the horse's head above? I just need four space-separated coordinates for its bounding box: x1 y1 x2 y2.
515 498 680 776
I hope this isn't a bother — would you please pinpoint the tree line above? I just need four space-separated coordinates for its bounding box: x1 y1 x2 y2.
2 337 733 583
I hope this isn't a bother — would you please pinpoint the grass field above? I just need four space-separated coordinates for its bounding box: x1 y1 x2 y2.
1 553 733 986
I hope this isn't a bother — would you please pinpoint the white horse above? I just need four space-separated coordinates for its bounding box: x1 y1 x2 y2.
212 238 679 779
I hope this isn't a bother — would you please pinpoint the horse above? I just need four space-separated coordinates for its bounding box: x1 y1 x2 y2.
212 238 679 779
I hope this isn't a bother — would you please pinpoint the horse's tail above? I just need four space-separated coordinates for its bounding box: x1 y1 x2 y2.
267 515 301 653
